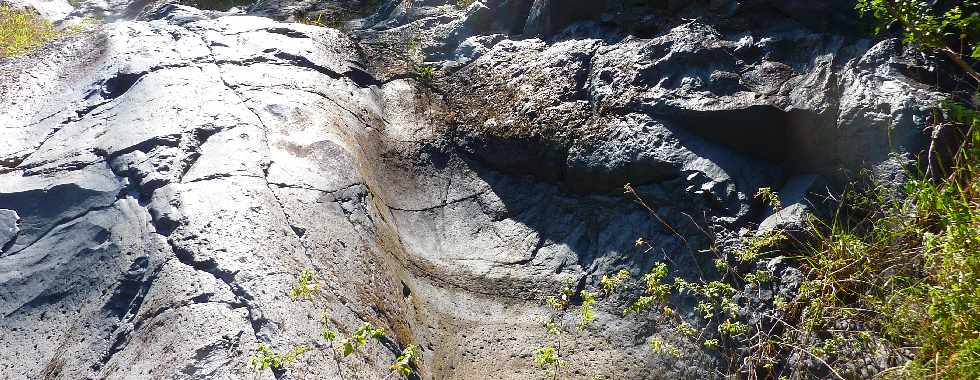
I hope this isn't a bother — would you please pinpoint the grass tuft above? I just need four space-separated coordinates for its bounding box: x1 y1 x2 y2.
780 100 980 379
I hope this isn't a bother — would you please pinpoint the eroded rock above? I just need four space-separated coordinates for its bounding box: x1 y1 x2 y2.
0 0 953 379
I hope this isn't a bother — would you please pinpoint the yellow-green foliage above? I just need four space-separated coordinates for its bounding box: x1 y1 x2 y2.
0 5 59 57
736 230 787 263
599 269 630 295
577 290 596 330
340 323 385 357
890 103 980 378
288 268 320 300
249 343 307 373
782 101 980 379
390 344 421 377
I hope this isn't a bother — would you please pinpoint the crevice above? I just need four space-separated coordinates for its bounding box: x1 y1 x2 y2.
277 50 382 88
90 140 262 371
383 190 486 212
154 25 291 355
93 135 183 163
268 181 364 195
175 125 226 184
164 232 268 347
100 72 145 100
182 172 266 183
264 27 310 39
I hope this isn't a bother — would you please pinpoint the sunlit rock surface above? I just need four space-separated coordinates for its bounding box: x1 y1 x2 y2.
0 0 946 378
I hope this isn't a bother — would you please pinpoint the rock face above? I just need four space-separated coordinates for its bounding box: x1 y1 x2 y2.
0 209 17 249
0 0 947 379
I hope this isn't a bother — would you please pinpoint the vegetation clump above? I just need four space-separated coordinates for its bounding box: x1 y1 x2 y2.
856 0 980 83
250 268 421 379
249 342 308 374
0 5 59 58
453 0 477 10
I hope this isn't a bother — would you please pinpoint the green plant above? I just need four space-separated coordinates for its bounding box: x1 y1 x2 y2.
735 230 787 263
299 13 343 29
536 281 573 380
318 312 396 379
249 342 308 374
390 344 421 377
756 187 782 210
649 336 682 357
341 323 386 357
855 0 980 83
0 5 59 57
534 346 563 380
750 100 980 379
414 64 437 84
577 290 596 330
289 268 320 300
599 269 630 295
272 269 410 378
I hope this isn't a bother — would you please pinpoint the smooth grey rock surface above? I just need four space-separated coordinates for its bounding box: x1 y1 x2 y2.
0 0 952 379
0 209 18 249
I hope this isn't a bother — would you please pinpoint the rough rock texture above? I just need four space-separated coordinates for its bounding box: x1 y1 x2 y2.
0 0 949 379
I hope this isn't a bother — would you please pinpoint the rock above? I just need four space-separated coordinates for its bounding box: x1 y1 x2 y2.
757 174 828 236
0 0 955 378
0 209 18 250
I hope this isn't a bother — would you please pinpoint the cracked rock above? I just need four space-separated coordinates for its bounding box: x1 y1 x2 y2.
0 0 955 379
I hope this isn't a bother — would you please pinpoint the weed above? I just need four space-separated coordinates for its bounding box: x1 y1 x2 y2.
299 13 343 29
288 268 320 300
341 323 386 357
735 230 787 263
534 346 562 379
599 269 630 295
249 343 308 375
390 344 421 377
756 187 782 210
252 269 419 378
414 64 437 84
649 336 682 357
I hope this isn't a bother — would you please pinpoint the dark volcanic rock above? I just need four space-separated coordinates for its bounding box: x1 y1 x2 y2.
0 0 950 379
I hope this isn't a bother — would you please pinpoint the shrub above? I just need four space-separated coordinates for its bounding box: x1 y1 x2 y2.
856 0 980 83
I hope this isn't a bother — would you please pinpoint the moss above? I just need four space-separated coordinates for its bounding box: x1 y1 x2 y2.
0 5 59 58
